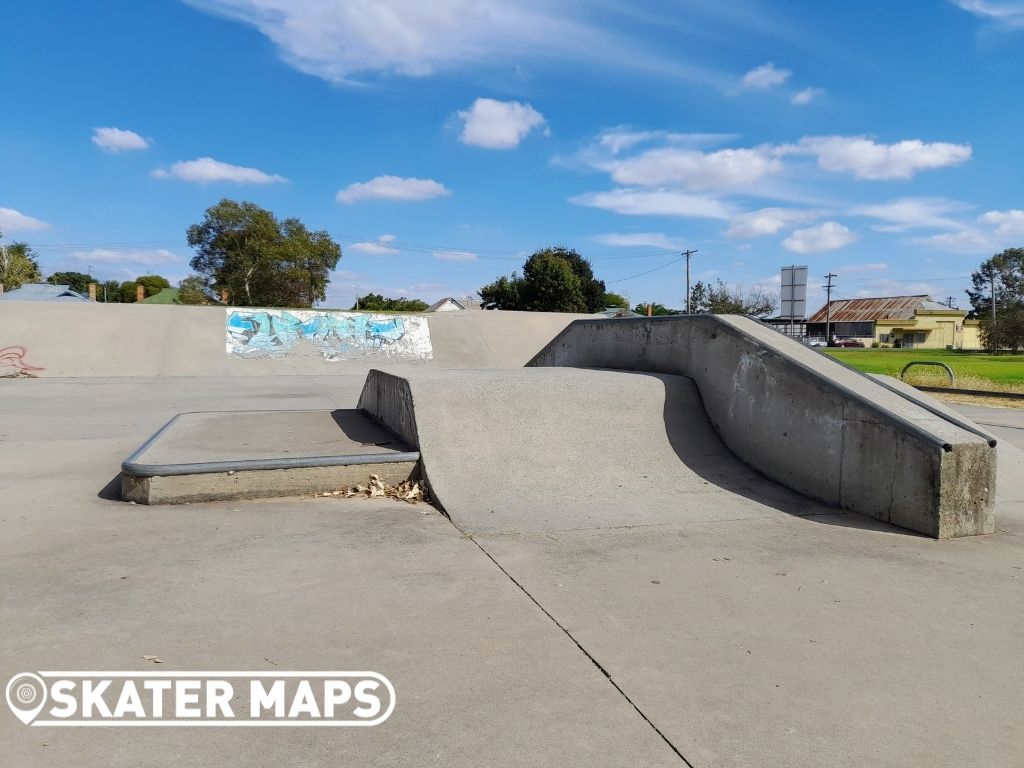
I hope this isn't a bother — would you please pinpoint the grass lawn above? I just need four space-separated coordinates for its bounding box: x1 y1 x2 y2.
823 348 1024 387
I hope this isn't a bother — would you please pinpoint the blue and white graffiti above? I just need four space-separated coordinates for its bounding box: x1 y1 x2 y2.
225 309 432 361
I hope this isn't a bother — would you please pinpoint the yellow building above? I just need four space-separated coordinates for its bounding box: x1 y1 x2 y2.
807 295 982 349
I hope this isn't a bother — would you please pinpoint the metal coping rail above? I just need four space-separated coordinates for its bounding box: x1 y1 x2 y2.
121 412 420 478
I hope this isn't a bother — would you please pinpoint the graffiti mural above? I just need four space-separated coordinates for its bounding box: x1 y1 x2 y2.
225 309 433 362
0 346 44 378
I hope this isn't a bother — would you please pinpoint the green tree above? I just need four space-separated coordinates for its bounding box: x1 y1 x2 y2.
603 292 629 309
136 274 171 298
0 232 43 291
187 199 342 307
519 251 586 312
47 271 93 294
351 293 429 312
479 274 521 310
968 248 1024 351
97 279 121 302
632 302 678 316
546 247 606 312
176 275 211 305
117 280 141 303
478 246 602 313
689 280 779 317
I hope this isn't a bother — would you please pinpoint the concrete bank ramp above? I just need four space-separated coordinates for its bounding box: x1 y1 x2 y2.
528 315 996 539
358 368 832 533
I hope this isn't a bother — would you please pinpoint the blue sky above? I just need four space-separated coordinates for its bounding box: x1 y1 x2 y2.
2 0 1023 312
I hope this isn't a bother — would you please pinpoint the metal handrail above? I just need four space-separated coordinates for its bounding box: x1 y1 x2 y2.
900 361 955 383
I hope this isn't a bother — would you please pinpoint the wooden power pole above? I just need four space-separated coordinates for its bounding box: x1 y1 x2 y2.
683 249 698 314
824 273 837 344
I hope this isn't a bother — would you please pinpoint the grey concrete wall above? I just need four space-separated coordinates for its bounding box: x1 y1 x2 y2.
0 302 586 377
527 315 996 539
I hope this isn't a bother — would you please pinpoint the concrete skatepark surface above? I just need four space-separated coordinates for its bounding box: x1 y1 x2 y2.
2 308 1023 766
359 367 833 533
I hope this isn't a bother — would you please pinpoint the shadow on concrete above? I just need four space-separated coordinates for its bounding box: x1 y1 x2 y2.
648 372 917 536
329 408 407 449
97 473 123 502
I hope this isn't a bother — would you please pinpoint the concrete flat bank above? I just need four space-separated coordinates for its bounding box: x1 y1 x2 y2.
527 315 996 539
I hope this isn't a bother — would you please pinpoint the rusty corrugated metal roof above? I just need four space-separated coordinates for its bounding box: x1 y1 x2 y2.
807 295 933 323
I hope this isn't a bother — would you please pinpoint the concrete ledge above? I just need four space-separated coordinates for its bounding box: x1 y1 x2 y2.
121 462 419 504
527 315 996 539
119 408 420 504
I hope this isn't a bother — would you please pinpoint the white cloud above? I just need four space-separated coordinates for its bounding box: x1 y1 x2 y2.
605 146 782 191
783 221 858 253
838 262 888 273
184 0 716 85
913 228 998 253
349 234 399 254
152 157 286 184
788 136 972 180
741 62 791 89
725 207 816 238
790 87 823 105
851 197 970 231
70 248 183 265
979 209 1024 236
457 98 546 149
91 127 149 152
432 250 478 262
592 232 682 249
350 242 400 256
336 175 451 203
569 189 733 219
594 128 739 155
0 207 50 232
951 1 1024 27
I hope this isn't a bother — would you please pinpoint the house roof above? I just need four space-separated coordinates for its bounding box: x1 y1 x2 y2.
0 283 90 302
807 295 957 323
427 296 482 311
140 288 180 304
594 307 641 318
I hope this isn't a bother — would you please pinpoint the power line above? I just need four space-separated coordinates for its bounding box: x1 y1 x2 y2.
607 257 684 284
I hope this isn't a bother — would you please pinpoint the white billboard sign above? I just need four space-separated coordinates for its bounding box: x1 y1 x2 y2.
780 266 808 320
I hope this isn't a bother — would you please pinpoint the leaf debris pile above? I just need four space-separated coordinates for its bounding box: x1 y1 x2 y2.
320 474 428 504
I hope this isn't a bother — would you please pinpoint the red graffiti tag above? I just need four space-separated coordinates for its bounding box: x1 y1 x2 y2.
0 347 44 377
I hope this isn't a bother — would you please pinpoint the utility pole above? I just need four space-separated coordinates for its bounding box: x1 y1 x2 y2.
824 273 837 345
945 296 955 309
990 268 997 355
683 249 698 314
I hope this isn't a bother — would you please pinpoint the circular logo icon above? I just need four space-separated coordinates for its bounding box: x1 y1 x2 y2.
6 673 48 725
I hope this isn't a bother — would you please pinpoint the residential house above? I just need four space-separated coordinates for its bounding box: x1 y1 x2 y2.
0 283 90 302
806 295 981 349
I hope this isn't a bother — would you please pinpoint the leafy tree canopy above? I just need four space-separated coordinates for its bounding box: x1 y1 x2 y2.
176 275 212 305
967 248 1024 318
136 274 171 298
603 292 630 309
969 248 1024 351
351 293 429 312
187 199 342 307
688 280 779 318
479 246 606 313
0 232 43 291
47 271 93 294
633 302 679 316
